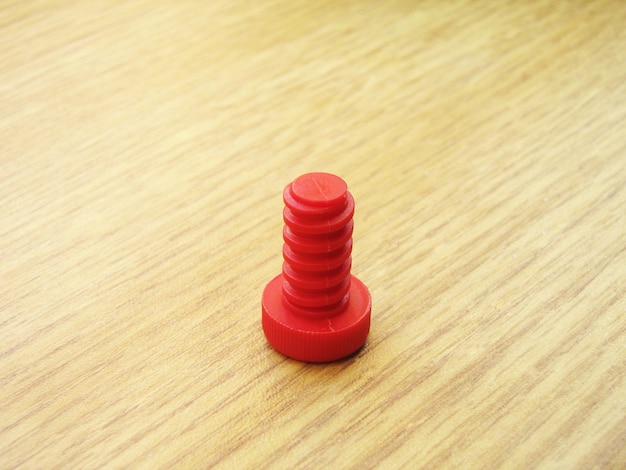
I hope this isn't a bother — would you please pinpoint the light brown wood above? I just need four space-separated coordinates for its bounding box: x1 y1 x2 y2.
1 1 625 468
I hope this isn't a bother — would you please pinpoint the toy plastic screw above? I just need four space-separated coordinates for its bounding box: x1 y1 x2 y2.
262 172 371 362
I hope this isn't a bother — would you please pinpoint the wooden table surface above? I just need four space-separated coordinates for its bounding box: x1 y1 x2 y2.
2 1 625 468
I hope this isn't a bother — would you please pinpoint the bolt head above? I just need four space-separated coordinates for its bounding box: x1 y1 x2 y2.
262 274 371 362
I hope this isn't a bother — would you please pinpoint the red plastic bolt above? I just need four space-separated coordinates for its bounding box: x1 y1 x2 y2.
262 172 371 362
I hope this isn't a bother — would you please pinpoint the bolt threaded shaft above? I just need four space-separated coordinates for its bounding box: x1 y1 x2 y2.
281 176 355 318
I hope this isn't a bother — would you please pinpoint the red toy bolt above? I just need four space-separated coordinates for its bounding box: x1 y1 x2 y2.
262 172 371 362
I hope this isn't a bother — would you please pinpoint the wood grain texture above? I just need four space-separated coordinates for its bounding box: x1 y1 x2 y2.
1 1 625 468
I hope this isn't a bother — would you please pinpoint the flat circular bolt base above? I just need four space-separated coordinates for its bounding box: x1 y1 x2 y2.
262 274 371 362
